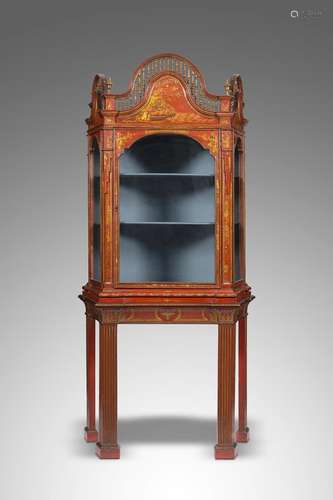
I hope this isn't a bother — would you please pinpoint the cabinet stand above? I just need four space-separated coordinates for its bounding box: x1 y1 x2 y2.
81 299 251 459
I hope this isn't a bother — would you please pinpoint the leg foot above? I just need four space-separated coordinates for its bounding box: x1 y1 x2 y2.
215 444 238 460
96 442 120 459
236 427 250 443
84 426 98 443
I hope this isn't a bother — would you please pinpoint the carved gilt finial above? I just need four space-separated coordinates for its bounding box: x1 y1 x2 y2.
224 79 233 96
104 77 113 93
232 75 240 94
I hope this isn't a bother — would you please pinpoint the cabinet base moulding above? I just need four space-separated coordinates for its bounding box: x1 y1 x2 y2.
84 427 98 443
214 444 238 460
236 427 250 443
96 443 121 459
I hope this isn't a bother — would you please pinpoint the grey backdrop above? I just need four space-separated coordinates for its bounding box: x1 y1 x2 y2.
1 1 332 499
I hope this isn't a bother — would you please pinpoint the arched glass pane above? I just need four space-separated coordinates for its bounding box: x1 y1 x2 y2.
92 139 101 281
233 145 241 281
119 134 215 283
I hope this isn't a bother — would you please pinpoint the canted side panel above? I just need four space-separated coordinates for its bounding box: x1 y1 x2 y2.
89 138 101 282
233 136 246 283
240 138 246 281
233 145 241 281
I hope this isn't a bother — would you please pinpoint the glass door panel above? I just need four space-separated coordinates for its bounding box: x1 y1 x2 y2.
119 134 215 283
92 138 101 281
233 143 241 281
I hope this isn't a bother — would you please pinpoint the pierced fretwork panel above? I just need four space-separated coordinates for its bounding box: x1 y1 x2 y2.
116 55 220 113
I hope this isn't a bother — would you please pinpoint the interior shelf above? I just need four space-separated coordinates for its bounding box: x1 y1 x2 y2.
120 173 214 177
120 221 215 225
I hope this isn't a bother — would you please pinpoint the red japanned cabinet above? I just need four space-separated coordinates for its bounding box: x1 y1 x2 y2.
79 53 254 459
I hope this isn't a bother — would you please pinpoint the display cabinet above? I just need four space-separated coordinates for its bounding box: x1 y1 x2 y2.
79 53 254 459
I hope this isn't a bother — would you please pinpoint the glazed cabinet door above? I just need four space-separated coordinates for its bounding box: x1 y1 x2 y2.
116 133 218 285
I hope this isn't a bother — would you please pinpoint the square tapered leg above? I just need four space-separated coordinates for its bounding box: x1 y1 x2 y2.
215 322 237 459
84 316 98 442
96 323 120 459
236 316 250 443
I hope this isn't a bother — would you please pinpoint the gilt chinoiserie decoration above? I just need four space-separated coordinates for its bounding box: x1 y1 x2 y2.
79 53 254 459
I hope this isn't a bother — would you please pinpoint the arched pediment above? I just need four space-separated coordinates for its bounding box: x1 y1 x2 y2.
86 54 247 129
115 53 220 113
117 75 217 125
